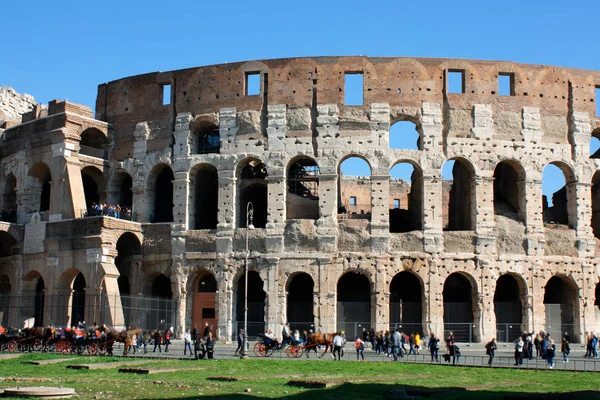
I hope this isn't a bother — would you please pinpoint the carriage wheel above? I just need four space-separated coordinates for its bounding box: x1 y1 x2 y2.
98 344 106 356
264 346 274 357
285 345 302 358
55 341 65 353
253 342 265 357
87 343 98 356
33 339 43 352
7 341 16 353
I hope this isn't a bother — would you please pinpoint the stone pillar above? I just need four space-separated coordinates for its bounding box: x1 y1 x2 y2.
316 173 338 252
571 182 596 258
173 113 192 157
373 260 389 332
370 175 389 253
530 261 545 332
474 177 496 255
522 179 545 256
172 171 189 229
216 170 235 254
132 122 150 222
370 103 390 147
316 257 336 334
266 173 285 252
421 102 443 154
581 263 596 343
261 257 281 335
217 266 234 340
478 258 495 342
569 111 591 163
422 175 443 253
471 104 494 140
427 259 444 336
266 104 287 151
49 141 86 220
219 108 237 154
170 261 187 339
87 249 125 329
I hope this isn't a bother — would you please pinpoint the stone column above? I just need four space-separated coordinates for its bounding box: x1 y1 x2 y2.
427 259 444 336
522 179 545 256
315 257 336 334
173 113 192 157
373 259 389 332
266 173 285 253
571 182 596 258
49 141 87 220
170 261 187 339
316 173 338 252
569 111 591 163
580 263 597 343
172 171 189 229
131 122 150 222
478 258 495 342
261 256 281 335
216 170 235 254
474 176 496 255
529 261 545 332
370 175 389 253
422 175 443 253
217 265 234 340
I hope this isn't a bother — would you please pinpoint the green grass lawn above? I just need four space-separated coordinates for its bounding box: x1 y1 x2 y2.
0 353 599 399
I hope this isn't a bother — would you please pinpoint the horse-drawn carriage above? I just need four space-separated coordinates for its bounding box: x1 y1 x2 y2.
252 332 340 358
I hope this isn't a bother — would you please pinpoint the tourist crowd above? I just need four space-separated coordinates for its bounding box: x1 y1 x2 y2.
85 203 132 220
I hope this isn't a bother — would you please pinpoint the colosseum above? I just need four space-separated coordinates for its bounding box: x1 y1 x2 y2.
1 57 600 343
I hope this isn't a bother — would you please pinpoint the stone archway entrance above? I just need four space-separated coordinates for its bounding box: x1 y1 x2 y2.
192 273 217 333
337 272 371 339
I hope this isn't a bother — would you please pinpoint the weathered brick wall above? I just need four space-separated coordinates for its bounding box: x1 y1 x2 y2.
0 87 37 125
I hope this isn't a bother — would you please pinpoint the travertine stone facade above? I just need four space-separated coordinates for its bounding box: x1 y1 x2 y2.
1 57 600 343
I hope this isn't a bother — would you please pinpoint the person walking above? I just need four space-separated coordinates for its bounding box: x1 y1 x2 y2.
152 329 162 353
546 339 556 369
355 336 365 361
428 333 439 362
414 332 421 354
332 333 344 361
392 330 402 361
514 336 524 366
235 329 245 356
485 338 497 366
561 336 570 363
164 328 172 352
449 342 461 366
206 332 215 359
184 328 193 356
195 334 206 360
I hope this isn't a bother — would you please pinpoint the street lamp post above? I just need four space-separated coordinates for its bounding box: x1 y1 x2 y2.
240 201 254 359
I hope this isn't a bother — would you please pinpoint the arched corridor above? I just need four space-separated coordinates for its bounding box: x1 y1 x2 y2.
238 159 268 228
149 165 174 223
389 162 422 232
236 270 265 337
443 272 476 342
189 164 218 229
286 273 314 332
192 273 217 332
28 162 51 212
71 272 86 327
337 272 371 339
544 276 579 341
389 271 422 332
442 159 474 231
494 274 524 342
286 158 319 220
150 274 173 331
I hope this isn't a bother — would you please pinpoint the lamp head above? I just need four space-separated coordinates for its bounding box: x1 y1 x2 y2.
247 223 255 230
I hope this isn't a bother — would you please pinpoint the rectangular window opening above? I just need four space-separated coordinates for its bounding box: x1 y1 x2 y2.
345 72 364 105
349 196 357 206
393 199 400 209
596 86 600 117
498 73 514 96
202 308 215 319
447 70 465 94
162 84 171 105
246 72 260 96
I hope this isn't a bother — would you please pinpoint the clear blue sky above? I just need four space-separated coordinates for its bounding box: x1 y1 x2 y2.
2 0 599 200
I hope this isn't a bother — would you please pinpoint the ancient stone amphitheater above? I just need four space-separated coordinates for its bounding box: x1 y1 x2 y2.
1 57 600 343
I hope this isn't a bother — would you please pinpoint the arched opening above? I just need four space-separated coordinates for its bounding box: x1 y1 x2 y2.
389 119 422 150
389 272 422 333
116 233 141 326
337 272 371 339
81 166 106 211
591 129 600 159
493 161 525 221
286 273 314 332
151 274 173 331
591 172 600 239
442 159 474 231
236 270 265 337
111 170 133 209
2 173 17 222
542 163 575 227
194 122 220 154
286 158 319 220
80 128 109 158
544 276 579 341
389 162 423 232
28 162 51 212
189 164 218 229
0 232 19 258
238 159 268 228
443 272 476 342
0 275 10 327
71 272 86 326
494 274 524 342
22 271 45 327
338 157 372 220
149 165 174 223
192 273 217 333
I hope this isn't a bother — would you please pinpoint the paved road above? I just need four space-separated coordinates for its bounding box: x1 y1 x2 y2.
112 340 600 372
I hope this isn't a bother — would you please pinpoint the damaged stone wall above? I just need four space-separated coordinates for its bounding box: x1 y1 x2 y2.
0 87 38 126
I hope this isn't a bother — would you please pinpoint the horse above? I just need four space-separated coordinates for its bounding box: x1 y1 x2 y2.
306 332 340 358
107 327 140 356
